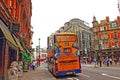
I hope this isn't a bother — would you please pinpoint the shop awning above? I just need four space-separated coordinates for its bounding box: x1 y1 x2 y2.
25 47 33 55
12 34 25 52
0 23 18 48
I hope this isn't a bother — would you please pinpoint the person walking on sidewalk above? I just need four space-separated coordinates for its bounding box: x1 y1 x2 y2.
93 58 97 67
114 57 118 65
29 62 33 71
109 58 112 65
32 60 37 70
99 57 102 67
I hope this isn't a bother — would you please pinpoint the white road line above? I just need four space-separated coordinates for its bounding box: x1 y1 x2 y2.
102 73 120 80
77 73 90 77
73 78 79 80
67 78 79 80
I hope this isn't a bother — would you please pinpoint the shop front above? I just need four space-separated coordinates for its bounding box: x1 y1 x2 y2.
0 19 22 80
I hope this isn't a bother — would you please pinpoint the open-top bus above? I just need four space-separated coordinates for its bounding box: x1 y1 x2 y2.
47 32 82 76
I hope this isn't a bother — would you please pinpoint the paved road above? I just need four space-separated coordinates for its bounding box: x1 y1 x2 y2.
76 64 120 80
19 63 120 80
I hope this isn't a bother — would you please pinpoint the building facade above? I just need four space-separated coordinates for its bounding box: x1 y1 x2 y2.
92 16 120 61
0 0 33 79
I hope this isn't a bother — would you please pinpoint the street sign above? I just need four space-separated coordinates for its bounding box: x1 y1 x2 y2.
98 40 103 44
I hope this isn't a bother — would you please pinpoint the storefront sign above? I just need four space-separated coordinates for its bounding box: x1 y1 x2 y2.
11 22 20 32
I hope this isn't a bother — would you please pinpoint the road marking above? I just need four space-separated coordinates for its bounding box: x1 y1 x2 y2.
102 73 120 80
77 73 90 77
73 78 79 80
67 78 79 80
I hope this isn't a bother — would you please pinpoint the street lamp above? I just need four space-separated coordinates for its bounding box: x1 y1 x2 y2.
98 40 103 67
39 38 40 66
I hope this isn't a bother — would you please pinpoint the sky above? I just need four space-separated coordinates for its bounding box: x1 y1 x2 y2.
31 0 119 48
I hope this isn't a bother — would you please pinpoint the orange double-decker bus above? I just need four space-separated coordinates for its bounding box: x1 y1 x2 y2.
47 32 82 76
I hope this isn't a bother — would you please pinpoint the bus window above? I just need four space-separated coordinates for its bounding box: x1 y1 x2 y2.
64 48 71 55
64 42 69 46
55 46 62 59
72 42 79 49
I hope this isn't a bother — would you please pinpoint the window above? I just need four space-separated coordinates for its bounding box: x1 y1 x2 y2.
95 34 98 40
9 0 13 13
110 21 118 28
10 0 12 6
100 27 104 31
95 44 99 50
64 42 69 46
82 33 84 38
101 34 104 39
114 32 118 38
106 43 109 49
115 41 119 48
64 48 71 56
93 28 97 32
104 33 108 39
104 26 106 31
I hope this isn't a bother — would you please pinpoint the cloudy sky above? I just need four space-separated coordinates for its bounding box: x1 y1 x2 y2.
31 0 119 48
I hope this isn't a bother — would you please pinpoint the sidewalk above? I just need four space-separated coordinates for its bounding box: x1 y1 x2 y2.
81 63 120 70
19 63 56 80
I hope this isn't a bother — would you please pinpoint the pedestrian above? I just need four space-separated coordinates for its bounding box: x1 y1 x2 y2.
104 56 109 67
87 57 92 64
29 62 32 71
36 59 39 67
99 58 102 67
106 59 109 67
109 58 112 65
93 58 97 67
32 60 37 70
114 58 118 65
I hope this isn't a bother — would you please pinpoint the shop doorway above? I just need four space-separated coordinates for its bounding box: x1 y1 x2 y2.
8 47 17 67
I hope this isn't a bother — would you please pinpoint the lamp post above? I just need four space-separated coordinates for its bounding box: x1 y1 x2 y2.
98 40 102 67
39 38 40 66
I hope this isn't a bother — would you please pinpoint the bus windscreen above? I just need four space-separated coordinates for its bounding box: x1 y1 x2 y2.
56 35 76 42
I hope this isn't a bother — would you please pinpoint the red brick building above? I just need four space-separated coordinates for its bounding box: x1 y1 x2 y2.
92 16 120 61
0 0 32 79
